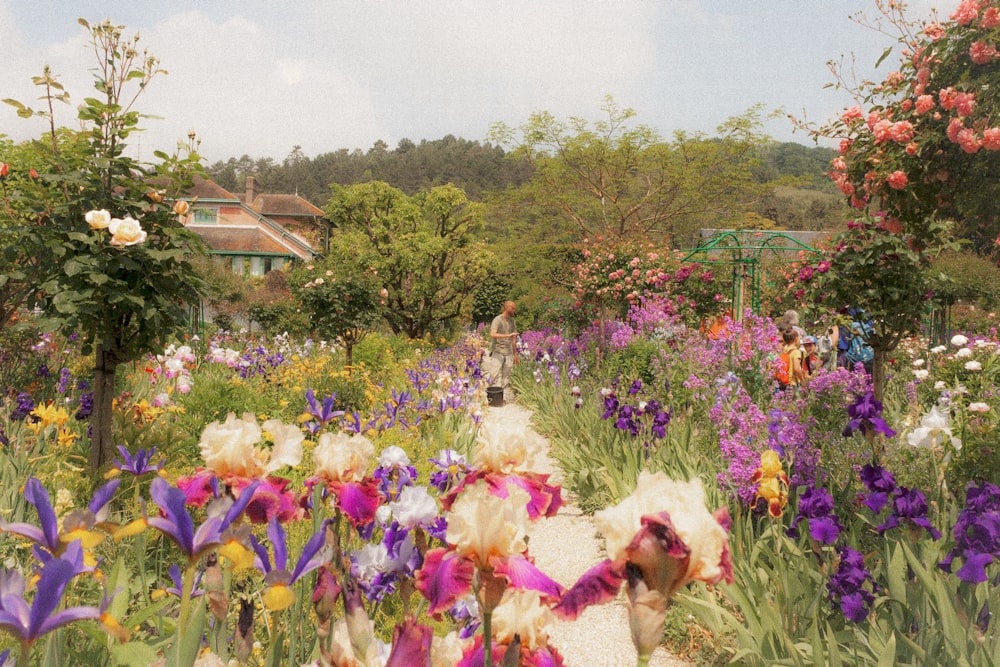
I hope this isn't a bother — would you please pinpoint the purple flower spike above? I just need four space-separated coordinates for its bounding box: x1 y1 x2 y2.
827 546 877 623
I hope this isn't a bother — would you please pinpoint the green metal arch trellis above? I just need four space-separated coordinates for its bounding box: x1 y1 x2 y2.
681 230 823 319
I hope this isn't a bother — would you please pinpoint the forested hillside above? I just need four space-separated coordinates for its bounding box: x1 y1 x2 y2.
205 137 847 233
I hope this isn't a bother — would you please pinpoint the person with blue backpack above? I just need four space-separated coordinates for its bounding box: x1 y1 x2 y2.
839 309 874 373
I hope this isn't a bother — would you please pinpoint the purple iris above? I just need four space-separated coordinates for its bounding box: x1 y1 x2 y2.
859 463 897 514
939 481 1000 583
303 389 345 434
10 392 34 421
0 541 112 645
429 450 470 494
828 546 877 622
2 477 118 563
787 486 843 544
148 476 258 563
74 392 93 420
160 564 204 599
878 487 941 540
601 393 619 419
112 445 165 477
249 517 328 590
842 390 896 438
650 410 671 439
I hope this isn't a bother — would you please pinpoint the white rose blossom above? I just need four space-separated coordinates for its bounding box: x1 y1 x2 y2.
108 216 147 246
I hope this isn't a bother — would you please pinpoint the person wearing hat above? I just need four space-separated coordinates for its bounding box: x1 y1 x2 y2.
802 335 821 379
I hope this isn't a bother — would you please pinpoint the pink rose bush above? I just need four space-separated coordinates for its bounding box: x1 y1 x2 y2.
819 0 1000 249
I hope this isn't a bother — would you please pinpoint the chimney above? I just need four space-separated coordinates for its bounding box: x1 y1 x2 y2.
246 176 258 206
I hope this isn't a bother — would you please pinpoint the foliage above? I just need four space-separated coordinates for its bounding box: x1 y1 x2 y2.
205 134 532 204
1 20 208 470
325 181 493 339
491 97 774 246
471 274 511 326
288 258 384 367
931 250 1000 309
819 0 1000 253
784 214 959 400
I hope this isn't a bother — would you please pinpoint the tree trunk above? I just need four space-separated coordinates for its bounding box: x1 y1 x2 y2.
90 343 119 472
871 343 889 400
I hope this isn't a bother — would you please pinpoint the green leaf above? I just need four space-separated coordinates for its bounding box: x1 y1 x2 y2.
875 46 894 69
877 632 897 667
111 641 162 667
123 597 171 631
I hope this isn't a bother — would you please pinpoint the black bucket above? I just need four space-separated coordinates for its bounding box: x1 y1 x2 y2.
486 386 504 407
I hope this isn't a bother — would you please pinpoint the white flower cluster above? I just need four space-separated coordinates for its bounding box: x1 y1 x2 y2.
85 209 147 246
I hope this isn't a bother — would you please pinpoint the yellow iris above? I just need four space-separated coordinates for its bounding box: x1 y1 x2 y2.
758 450 783 477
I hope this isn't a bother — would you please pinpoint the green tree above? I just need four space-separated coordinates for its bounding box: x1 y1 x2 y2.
1 20 207 471
793 216 957 402
325 181 492 339
490 97 772 246
289 259 384 368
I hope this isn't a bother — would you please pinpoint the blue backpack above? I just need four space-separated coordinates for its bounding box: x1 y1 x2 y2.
845 323 874 366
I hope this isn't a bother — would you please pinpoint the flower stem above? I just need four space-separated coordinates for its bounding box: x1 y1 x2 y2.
483 609 493 667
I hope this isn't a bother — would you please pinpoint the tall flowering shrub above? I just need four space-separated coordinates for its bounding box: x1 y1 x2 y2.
572 238 725 325
1 21 207 470
819 0 1000 251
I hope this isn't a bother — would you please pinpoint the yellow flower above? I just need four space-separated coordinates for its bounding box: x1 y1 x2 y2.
262 583 295 612
57 428 79 447
758 449 783 477
756 477 788 518
30 403 71 430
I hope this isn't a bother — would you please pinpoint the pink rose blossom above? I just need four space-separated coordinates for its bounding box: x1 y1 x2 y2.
982 7 1000 27
953 91 976 117
947 117 965 142
982 128 1000 150
958 128 982 154
915 95 935 115
951 0 982 26
923 22 946 40
970 41 997 65
939 87 956 110
841 106 863 123
887 170 908 190
890 121 914 143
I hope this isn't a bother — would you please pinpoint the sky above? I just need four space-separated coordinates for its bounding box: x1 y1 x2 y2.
0 0 960 164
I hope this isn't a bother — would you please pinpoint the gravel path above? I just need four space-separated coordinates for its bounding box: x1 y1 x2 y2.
482 401 689 667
